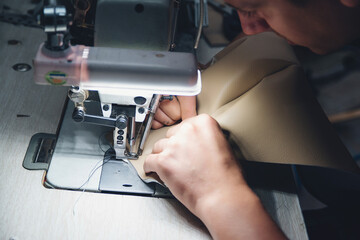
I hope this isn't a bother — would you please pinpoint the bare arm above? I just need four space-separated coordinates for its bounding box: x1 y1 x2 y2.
144 114 286 240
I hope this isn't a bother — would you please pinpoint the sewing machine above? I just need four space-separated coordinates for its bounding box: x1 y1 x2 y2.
24 0 202 196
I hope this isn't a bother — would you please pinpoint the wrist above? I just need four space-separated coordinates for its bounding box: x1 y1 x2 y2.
195 184 285 240
195 182 258 223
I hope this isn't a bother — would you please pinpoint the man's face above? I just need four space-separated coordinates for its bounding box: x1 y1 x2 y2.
225 0 360 54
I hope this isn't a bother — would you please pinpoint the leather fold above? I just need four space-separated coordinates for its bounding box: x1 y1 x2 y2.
130 32 359 182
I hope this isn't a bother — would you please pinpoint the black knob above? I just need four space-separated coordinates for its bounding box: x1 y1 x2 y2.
160 95 174 101
138 107 145 114
72 108 85 122
116 115 128 129
134 96 146 105
102 104 110 111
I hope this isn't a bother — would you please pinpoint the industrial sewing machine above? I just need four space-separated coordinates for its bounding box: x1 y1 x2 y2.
23 0 204 196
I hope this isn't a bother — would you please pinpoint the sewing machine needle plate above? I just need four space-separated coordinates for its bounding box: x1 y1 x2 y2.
99 159 154 195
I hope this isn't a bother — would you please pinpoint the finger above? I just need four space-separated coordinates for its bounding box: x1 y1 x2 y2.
152 138 169 154
177 96 197 120
144 154 170 186
144 153 174 182
158 98 181 121
144 154 158 173
154 107 177 126
152 119 164 129
165 119 193 138
166 122 183 138
165 115 202 138
144 153 169 177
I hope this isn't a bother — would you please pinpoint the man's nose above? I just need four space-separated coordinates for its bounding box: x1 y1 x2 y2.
238 14 270 35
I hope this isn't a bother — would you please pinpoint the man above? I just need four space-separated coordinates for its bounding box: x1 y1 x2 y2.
145 0 360 239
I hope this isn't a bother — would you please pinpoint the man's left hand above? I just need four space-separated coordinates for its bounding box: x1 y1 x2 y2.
152 95 197 129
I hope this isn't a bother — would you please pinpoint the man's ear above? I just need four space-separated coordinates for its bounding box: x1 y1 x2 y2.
340 0 360 7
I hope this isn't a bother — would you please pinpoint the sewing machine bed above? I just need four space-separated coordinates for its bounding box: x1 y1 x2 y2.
43 100 172 197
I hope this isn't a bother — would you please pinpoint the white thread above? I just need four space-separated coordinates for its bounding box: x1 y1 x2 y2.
72 158 110 216
72 132 114 216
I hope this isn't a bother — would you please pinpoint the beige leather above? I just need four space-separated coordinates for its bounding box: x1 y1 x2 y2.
130 32 359 182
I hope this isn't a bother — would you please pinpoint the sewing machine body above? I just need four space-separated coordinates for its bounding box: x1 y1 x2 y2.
33 43 201 160
24 0 202 195
31 43 200 195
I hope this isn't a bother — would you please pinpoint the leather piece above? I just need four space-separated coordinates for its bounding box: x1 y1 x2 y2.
131 127 168 182
130 32 359 182
198 33 299 114
211 65 358 172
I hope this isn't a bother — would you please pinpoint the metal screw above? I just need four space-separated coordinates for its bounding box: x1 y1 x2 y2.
70 86 80 91
138 107 145 114
116 115 128 129
72 107 85 122
12 63 31 72
103 104 110 111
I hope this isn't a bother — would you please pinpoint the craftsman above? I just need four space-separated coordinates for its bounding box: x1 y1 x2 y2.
146 0 360 239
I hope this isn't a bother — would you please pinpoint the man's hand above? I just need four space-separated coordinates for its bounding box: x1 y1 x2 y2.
145 114 247 213
152 96 197 129
144 114 286 240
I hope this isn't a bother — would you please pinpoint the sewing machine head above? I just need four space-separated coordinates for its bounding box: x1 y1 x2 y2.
33 0 202 160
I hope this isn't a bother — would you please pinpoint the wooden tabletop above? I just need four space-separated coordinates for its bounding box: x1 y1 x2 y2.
0 1 307 239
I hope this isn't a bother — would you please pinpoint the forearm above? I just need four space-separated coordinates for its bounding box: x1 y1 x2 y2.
196 185 287 240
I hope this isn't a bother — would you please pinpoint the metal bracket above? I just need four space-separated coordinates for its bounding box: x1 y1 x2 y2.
23 133 57 170
99 150 173 197
99 159 155 195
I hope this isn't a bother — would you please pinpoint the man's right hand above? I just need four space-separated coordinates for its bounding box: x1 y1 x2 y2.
146 114 248 214
144 114 286 240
